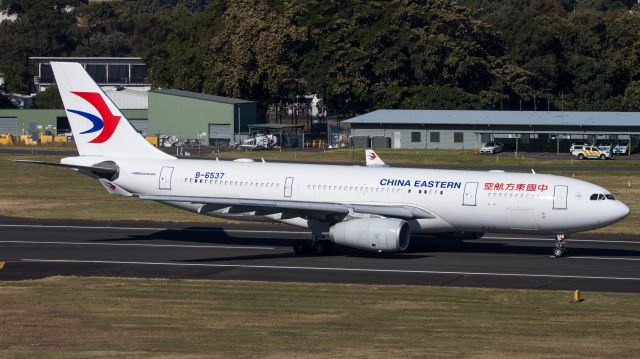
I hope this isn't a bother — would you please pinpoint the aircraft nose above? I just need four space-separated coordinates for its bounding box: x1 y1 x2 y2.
612 201 630 222
619 201 630 219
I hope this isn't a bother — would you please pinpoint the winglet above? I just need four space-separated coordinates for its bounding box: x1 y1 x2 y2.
365 149 387 167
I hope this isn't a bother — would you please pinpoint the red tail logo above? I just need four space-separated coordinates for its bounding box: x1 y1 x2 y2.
68 92 121 143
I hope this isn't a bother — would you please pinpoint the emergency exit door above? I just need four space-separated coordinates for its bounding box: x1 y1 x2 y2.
159 166 174 190
553 185 568 210
462 182 479 206
284 177 294 198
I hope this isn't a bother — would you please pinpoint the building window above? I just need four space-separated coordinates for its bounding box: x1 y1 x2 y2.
108 64 129 83
411 132 421 143
454 132 464 143
481 133 491 143
430 132 440 143
131 65 148 83
86 64 106 83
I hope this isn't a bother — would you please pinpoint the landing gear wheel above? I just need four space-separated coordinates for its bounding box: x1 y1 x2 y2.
293 240 312 255
313 240 334 255
553 234 567 258
553 247 566 258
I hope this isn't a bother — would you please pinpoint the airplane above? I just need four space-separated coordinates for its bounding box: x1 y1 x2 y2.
18 62 630 258
365 149 387 167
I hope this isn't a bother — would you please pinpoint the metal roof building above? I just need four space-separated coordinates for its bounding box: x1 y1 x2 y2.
0 58 258 145
148 89 257 145
345 110 640 151
30 57 150 92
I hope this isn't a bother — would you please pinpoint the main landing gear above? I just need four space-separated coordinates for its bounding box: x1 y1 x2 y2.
553 234 567 258
293 236 334 256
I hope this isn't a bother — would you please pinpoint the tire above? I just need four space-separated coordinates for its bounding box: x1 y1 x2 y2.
578 153 584 160
553 247 565 258
600 154 605 160
313 240 334 255
293 240 312 255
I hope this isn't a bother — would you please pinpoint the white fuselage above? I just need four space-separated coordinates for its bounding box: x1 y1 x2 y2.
67 156 630 235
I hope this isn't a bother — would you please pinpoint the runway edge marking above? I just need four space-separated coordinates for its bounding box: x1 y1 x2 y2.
20 258 640 282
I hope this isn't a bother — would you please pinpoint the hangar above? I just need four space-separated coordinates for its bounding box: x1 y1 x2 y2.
148 89 256 145
0 57 257 145
345 110 640 152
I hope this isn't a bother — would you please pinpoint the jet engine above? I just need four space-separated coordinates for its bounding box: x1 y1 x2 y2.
329 218 411 252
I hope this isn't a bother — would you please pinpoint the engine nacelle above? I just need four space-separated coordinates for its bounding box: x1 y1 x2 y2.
329 218 411 252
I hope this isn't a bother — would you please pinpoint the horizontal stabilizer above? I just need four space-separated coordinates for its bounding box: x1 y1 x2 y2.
15 160 118 179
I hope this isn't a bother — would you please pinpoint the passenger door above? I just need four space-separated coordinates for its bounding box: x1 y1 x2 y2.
159 166 174 190
553 185 568 210
284 177 294 198
462 182 479 206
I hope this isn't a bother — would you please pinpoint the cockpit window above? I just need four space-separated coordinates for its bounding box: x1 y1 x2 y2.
605 194 615 200
590 194 598 200
598 194 606 200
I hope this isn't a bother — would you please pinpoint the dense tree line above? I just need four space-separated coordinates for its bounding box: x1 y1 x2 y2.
1 0 639 115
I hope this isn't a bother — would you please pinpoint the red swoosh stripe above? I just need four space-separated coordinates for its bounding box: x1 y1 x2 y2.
71 92 121 143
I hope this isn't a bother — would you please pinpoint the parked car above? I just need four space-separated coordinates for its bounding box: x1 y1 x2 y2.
480 141 504 154
569 143 589 152
596 143 614 152
612 142 632 155
571 145 612 160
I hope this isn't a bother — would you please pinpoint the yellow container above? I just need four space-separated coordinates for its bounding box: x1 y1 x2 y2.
54 135 68 143
39 134 54 144
19 135 37 145
145 135 158 147
0 134 13 145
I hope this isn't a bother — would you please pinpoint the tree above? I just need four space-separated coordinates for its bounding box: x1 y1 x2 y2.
0 0 84 93
32 85 62 108
202 0 309 119
301 0 504 113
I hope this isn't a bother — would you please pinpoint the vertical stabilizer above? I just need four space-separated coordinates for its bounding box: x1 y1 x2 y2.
365 149 387 167
51 62 173 159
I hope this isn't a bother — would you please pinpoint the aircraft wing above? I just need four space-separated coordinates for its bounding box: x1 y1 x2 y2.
138 194 434 220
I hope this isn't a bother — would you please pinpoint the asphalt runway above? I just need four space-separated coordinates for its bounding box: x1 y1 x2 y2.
1 219 639 293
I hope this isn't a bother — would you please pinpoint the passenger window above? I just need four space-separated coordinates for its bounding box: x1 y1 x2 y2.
590 194 598 200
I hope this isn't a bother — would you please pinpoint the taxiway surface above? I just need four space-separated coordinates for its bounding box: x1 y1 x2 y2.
1 219 639 292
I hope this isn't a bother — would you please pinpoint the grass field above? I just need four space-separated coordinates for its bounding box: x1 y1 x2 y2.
0 277 638 358
1 153 639 233
206 148 640 168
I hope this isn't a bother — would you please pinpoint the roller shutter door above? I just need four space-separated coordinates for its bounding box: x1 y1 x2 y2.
129 119 148 134
209 124 231 145
0 117 18 135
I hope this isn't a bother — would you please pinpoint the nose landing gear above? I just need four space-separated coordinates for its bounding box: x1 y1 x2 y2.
553 234 567 257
